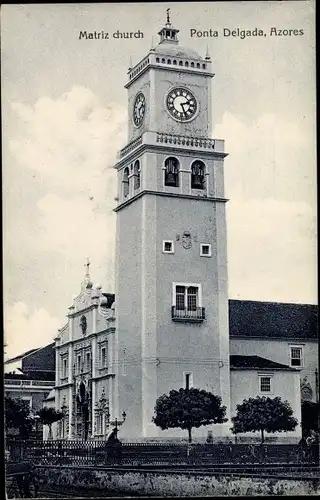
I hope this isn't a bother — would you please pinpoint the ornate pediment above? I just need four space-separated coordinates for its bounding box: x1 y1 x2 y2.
72 289 96 312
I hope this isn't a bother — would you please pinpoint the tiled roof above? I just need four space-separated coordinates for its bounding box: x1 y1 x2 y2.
5 348 38 364
230 355 296 371
22 343 55 373
4 370 55 381
229 300 318 339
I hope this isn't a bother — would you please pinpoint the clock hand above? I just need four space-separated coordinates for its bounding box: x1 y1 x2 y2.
181 102 188 115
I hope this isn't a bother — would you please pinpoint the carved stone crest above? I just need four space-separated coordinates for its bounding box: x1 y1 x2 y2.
182 231 192 249
300 376 313 401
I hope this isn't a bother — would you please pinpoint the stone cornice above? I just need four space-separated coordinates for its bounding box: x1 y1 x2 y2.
114 190 228 212
125 63 214 89
67 303 98 318
115 143 227 170
55 327 116 350
91 373 116 381
230 366 298 372
230 335 316 342
54 382 73 389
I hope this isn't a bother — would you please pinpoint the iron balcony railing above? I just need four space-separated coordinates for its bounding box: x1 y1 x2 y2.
172 306 205 322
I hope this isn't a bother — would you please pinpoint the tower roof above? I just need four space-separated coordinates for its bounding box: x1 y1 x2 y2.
153 43 201 60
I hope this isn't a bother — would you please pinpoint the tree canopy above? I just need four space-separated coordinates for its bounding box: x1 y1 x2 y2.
38 407 64 439
231 396 298 442
152 387 227 442
5 396 33 438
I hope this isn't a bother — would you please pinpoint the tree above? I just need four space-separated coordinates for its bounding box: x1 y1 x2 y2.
301 400 319 435
152 388 227 443
5 396 33 438
38 407 64 440
231 396 298 443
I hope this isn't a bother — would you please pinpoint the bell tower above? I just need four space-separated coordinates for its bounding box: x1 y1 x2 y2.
113 12 231 439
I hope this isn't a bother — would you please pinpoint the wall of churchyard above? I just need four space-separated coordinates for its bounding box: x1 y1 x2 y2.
35 466 320 497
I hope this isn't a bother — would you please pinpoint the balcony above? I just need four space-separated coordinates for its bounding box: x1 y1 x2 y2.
171 306 205 322
117 131 225 161
119 135 143 158
156 132 216 150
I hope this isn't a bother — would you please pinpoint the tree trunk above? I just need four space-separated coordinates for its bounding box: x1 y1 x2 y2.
48 423 53 440
261 428 264 443
188 427 192 443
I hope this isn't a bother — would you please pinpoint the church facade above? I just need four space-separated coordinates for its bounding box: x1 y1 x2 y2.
50 17 318 442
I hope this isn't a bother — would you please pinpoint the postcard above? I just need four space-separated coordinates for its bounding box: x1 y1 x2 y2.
2 1 318 498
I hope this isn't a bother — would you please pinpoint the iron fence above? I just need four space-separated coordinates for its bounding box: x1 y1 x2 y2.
6 439 319 467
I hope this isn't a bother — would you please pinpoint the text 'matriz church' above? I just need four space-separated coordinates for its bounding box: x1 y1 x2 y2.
50 15 317 442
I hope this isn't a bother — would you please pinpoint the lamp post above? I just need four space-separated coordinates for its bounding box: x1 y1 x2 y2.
33 414 41 440
61 398 68 439
108 411 127 439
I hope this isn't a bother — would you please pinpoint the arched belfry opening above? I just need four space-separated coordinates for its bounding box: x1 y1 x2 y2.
123 167 129 198
133 160 141 190
164 157 180 187
191 160 206 189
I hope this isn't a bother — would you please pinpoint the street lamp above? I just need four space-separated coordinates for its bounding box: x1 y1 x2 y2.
61 398 68 439
33 414 41 439
108 411 127 438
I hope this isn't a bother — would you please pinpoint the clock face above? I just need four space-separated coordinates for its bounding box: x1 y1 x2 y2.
133 92 146 127
166 87 198 122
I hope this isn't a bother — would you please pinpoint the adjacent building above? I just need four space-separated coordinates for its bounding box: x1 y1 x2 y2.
4 344 55 438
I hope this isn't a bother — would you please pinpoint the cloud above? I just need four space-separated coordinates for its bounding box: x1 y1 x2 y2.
214 111 315 204
227 196 317 303
36 193 116 286
4 302 61 359
212 111 316 304
7 86 126 294
9 86 127 202
4 87 126 356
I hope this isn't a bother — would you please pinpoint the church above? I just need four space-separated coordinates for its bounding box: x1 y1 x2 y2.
47 16 318 442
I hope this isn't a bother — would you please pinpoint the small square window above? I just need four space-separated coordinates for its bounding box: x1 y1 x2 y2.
200 244 212 257
259 376 272 393
163 240 174 254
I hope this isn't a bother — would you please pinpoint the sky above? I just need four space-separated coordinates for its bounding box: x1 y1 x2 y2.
2 1 317 359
